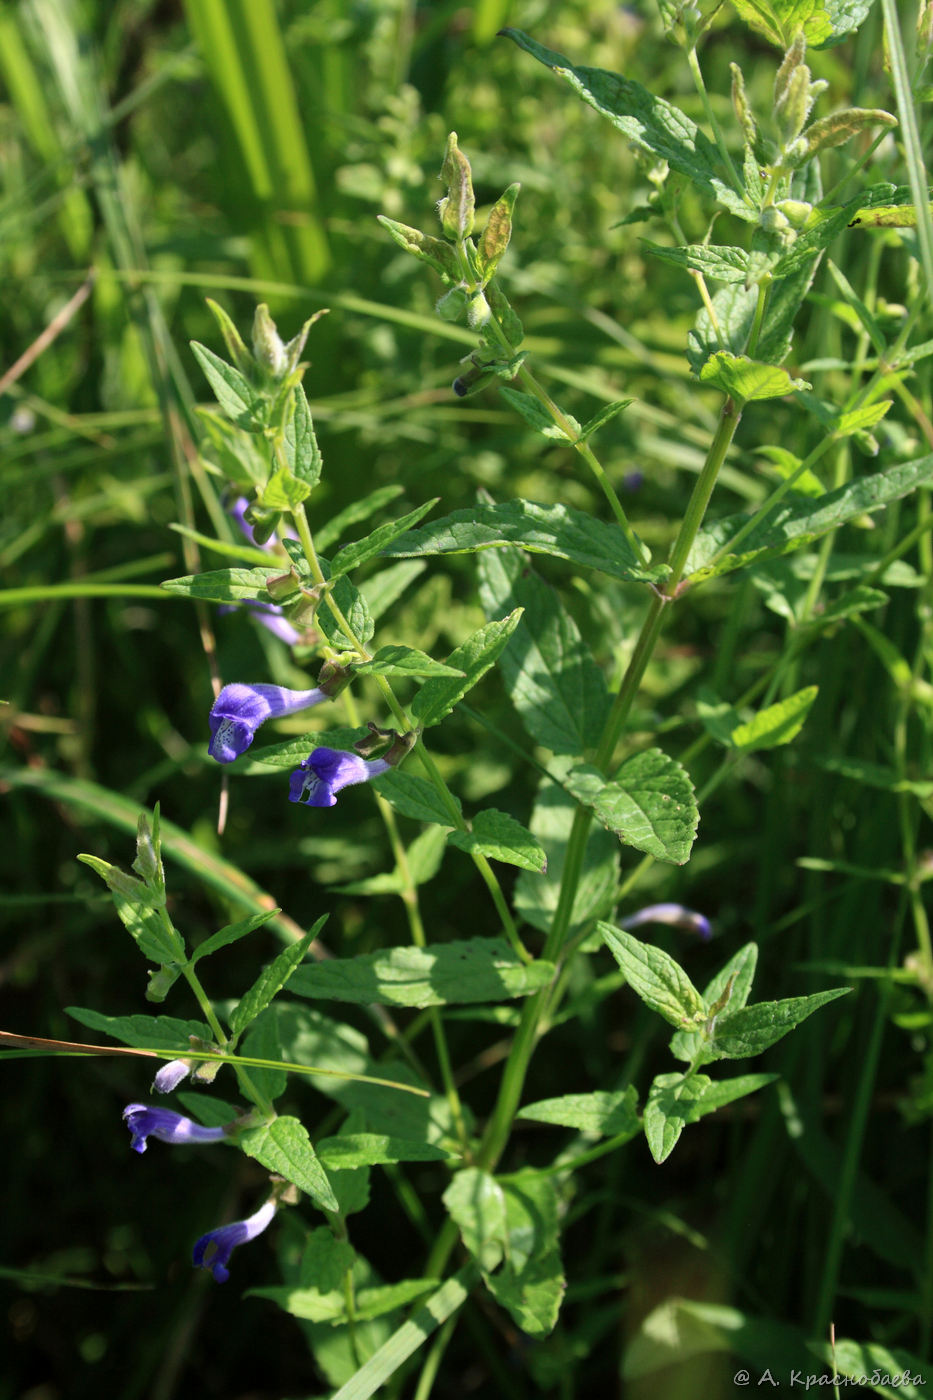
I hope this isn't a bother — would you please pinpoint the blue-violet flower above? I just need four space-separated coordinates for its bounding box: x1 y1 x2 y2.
208 682 325 763
288 747 390 807
192 1197 278 1283
123 1104 228 1153
621 903 712 941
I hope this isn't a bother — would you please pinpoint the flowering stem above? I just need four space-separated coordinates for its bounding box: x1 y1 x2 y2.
287 502 530 965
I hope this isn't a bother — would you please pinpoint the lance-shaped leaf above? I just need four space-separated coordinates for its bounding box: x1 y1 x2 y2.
518 1087 640 1138
288 938 554 1008
566 750 699 866
709 987 851 1059
377 216 461 280
77 855 183 966
383 498 668 585
686 453 933 583
228 917 326 1037
160 565 280 603
501 29 752 221
66 1007 210 1051
330 499 439 579
316 1134 456 1170
190 341 260 426
411 611 523 727
353 645 465 679
599 923 707 1028
477 183 520 280
671 943 758 1064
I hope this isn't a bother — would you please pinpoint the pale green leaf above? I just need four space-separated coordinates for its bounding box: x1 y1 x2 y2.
288 938 555 1008
565 749 699 865
353 645 464 679
698 351 810 402
190 341 258 424
160 566 279 603
517 1086 640 1137
731 685 818 749
411 612 523 727
599 923 707 1028
239 1115 338 1211
448 808 547 873
330 500 439 579
710 987 851 1059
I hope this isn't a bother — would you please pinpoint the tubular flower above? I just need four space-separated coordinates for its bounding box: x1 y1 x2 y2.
288 747 390 807
217 601 302 646
192 1198 278 1283
152 1059 191 1094
208 682 325 763
621 903 712 941
123 1104 228 1154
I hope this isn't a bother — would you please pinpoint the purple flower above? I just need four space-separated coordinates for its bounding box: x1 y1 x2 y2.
123 1104 228 1153
152 1059 190 1094
621 903 712 941
192 1197 278 1283
208 682 326 763
288 747 391 807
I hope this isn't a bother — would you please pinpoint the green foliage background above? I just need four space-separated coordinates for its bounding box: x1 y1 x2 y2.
1 0 931 1397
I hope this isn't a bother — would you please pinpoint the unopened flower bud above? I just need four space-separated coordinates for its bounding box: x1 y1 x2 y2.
252 304 287 379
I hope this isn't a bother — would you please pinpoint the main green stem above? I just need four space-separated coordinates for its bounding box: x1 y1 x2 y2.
475 395 743 1174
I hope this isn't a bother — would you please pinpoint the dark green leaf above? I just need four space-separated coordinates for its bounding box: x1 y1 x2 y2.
229 917 326 1037
687 454 933 582
501 29 752 221
315 1133 457 1169
65 1007 209 1050
373 769 462 825
383 499 667 584
514 769 619 937
478 547 610 754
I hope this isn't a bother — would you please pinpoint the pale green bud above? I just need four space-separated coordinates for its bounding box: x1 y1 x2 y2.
467 292 491 329
730 63 757 150
438 132 475 240
252 304 287 379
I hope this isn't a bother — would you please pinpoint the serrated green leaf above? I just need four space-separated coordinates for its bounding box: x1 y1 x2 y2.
315 1134 457 1169
316 565 375 648
284 382 322 488
726 0 833 47
731 685 818 749
815 1339 930 1398
288 938 554 1008
160 565 279 603
229 916 326 1036
644 1071 779 1162
710 987 851 1059
66 1007 210 1050
517 1087 640 1137
353 645 464 679
189 909 281 966
410 611 523 727
488 1175 565 1337
644 241 752 283
566 750 699 865
698 351 810 402
373 769 462 825
671 943 758 1063
501 29 753 221
448 809 547 873
240 1115 338 1211
330 500 439 580
599 923 707 1027
514 770 619 937
687 453 933 582
499 385 562 436
383 499 667 584
190 341 258 424
478 547 611 755
259 464 312 510
443 1169 509 1271
77 854 183 965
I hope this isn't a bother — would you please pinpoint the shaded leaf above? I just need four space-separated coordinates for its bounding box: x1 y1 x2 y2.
239 1115 338 1211
448 808 547 873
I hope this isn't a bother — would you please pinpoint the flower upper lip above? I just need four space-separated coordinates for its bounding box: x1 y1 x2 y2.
288 747 391 807
207 682 326 763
